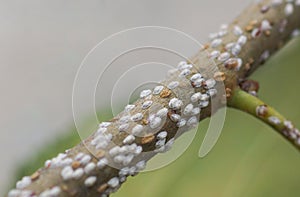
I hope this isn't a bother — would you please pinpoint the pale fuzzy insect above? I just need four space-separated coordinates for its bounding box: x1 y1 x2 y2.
284 3 294 16
187 116 198 127
60 158 73 166
156 107 169 117
251 28 261 38
157 131 168 139
123 135 135 144
49 186 61 196
268 116 281 125
99 122 111 128
95 139 109 150
91 134 106 146
233 26 243 36
231 44 241 56
113 155 126 164
200 93 209 101
40 187 61 197
119 177 127 184
156 139 166 148
80 155 92 165
134 146 143 155
136 160 146 171
109 146 121 157
191 107 201 115
119 167 130 176
150 116 162 129
261 20 272 31
167 81 179 89
97 158 108 169
190 73 202 82
284 120 293 130
296 0 300 6
218 30 227 37
225 42 235 51
129 166 138 176
119 123 129 132
177 119 186 127
108 177 120 188
179 69 191 78
140 89 152 98
199 100 209 108
97 127 107 134
292 29 300 37
125 104 135 112
142 100 153 109
209 50 220 59
168 98 183 110
237 35 247 46
205 79 216 89
193 78 205 88
218 52 230 62
84 162 96 174
271 0 282 7
260 5 270 13
61 166 73 181
256 105 268 116
211 38 222 48
178 62 193 70
16 176 31 189
85 176 97 187
73 168 84 180
207 89 217 97
236 58 243 71
177 61 187 70
8 189 21 197
224 58 243 71
132 124 143 136
170 114 181 122
131 113 143 121
190 92 201 103
260 50 270 62
75 152 85 161
184 104 194 115
119 115 130 123
153 85 164 95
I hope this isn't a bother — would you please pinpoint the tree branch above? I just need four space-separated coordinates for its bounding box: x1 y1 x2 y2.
228 88 300 150
7 0 300 196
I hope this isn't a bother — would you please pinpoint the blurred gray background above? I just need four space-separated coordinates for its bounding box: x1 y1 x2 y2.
0 0 265 194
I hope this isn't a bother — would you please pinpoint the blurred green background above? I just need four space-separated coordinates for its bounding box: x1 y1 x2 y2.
11 38 300 197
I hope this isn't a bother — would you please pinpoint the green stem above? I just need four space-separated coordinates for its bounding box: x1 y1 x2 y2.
228 88 300 151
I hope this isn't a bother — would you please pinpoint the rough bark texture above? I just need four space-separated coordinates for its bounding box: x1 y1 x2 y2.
7 0 300 196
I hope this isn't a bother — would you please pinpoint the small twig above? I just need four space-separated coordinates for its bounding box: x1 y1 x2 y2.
228 88 300 151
